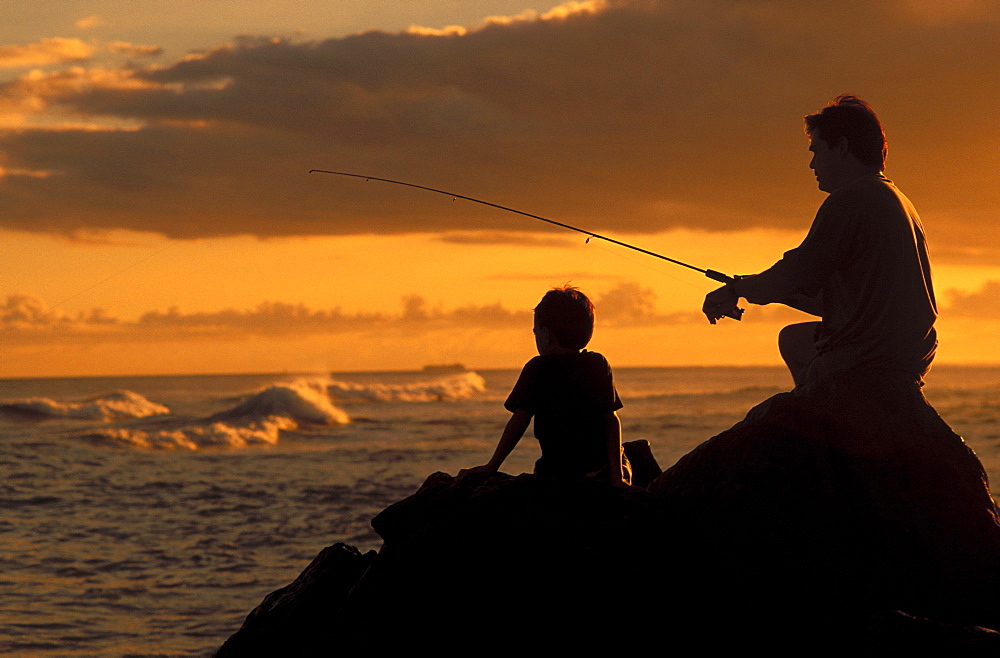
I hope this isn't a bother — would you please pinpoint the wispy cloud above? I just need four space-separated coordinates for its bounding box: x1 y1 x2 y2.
945 281 1000 319
75 16 104 30
106 42 163 58
0 38 94 69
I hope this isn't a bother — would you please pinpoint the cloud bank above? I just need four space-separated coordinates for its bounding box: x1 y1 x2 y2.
1 0 998 249
1 282 707 343
22 272 993 346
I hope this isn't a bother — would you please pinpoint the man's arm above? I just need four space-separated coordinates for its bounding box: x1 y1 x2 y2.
459 408 532 479
703 270 823 323
604 411 627 488
703 194 855 323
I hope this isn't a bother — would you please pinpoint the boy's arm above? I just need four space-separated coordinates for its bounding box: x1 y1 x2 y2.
605 410 627 488
459 409 531 479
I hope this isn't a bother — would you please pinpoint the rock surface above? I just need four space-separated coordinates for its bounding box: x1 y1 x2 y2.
217 370 1000 654
215 543 376 655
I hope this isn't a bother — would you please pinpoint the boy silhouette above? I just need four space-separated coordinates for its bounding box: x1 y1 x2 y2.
461 286 629 487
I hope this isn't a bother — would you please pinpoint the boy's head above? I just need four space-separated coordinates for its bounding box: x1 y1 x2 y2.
533 286 594 352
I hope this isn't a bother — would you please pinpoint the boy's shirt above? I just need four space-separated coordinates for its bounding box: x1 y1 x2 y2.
504 350 622 477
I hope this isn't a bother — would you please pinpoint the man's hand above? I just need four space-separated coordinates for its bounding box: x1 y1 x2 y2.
703 285 740 325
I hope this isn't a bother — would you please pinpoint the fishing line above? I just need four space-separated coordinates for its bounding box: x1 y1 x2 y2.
1 242 176 334
311 169 743 319
584 238 705 292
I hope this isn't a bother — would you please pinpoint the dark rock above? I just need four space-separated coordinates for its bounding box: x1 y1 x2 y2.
215 543 376 656
623 438 662 487
862 610 1000 655
349 471 659 645
217 368 1000 652
650 369 1000 632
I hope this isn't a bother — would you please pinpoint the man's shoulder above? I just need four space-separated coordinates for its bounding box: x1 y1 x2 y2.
822 174 909 215
837 173 904 199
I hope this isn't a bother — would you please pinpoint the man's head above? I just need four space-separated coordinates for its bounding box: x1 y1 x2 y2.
534 286 594 353
805 95 886 192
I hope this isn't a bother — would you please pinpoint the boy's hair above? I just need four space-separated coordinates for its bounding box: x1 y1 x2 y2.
534 285 595 350
804 94 887 170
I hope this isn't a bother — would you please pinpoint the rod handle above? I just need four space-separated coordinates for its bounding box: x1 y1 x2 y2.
705 269 733 284
704 270 744 321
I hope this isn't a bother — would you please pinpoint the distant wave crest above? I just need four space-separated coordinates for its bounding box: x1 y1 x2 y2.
326 371 487 402
0 390 170 421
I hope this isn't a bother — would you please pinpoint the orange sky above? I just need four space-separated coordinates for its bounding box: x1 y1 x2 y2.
3 0 1000 377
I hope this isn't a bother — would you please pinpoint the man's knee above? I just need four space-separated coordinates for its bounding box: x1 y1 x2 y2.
779 322 819 351
779 322 820 384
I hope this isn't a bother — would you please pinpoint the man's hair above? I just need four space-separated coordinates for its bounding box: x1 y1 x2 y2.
534 285 595 350
804 95 886 170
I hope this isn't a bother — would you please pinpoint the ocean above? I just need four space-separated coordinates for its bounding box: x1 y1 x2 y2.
1 365 999 656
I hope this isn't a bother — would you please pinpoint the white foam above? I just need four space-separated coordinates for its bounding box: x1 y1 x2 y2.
217 380 350 425
91 416 298 450
326 371 487 402
1 390 170 421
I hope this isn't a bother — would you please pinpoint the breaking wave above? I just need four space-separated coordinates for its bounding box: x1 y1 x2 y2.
82 380 349 451
326 371 487 402
212 379 351 425
0 390 170 421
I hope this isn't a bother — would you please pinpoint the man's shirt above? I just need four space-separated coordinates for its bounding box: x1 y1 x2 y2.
741 174 937 382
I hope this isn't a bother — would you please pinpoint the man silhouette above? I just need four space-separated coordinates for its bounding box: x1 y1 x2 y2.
703 95 937 386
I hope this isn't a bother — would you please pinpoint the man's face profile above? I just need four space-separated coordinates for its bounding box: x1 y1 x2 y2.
808 133 839 193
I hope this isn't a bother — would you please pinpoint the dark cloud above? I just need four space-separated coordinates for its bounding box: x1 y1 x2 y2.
1 0 998 247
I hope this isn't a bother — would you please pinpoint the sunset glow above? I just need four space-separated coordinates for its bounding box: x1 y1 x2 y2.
3 0 1000 377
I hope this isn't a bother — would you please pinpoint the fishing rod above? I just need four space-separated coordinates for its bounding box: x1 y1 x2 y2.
309 169 744 320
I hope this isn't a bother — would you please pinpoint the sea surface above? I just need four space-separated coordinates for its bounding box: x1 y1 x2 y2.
1 365 999 656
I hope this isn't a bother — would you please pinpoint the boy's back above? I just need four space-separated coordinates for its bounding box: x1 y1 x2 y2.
505 350 622 477
459 286 628 488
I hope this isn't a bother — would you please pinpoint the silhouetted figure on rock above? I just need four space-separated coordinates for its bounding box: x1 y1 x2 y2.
691 95 1000 633
216 99 1000 654
460 286 631 487
703 95 936 388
